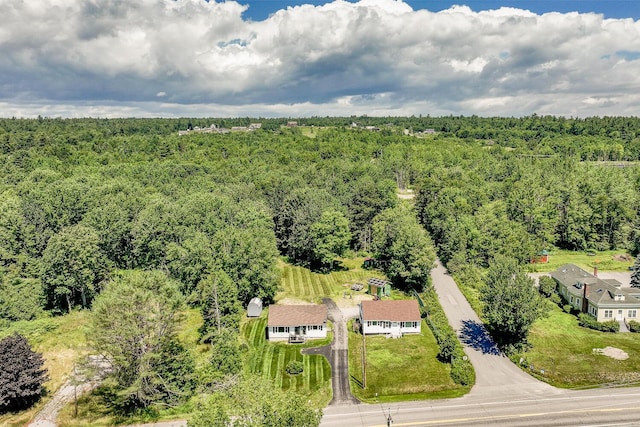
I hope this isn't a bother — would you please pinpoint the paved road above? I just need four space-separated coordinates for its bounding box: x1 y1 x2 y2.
321 387 640 426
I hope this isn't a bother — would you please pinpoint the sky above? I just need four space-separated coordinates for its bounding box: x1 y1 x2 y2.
2 0 640 118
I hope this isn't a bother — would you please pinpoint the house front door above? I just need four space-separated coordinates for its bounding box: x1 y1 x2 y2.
617 309 623 320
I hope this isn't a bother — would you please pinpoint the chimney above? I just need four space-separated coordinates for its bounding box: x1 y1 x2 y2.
582 283 589 313
593 266 598 277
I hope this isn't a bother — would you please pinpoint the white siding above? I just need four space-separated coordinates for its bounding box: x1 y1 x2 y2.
361 320 420 336
267 324 326 341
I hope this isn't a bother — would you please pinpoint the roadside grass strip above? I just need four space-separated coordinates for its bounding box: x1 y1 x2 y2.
516 305 640 388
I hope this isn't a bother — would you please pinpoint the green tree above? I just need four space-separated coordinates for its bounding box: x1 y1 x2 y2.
310 210 351 270
0 333 48 413
372 204 436 292
188 375 322 427
481 256 544 349
41 224 110 312
631 254 640 288
89 270 194 409
197 271 242 341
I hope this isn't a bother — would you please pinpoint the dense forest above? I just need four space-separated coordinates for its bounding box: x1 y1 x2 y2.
1 115 640 420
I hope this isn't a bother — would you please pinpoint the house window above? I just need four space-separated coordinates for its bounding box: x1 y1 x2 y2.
371 321 378 326
570 296 574 304
383 321 391 328
628 310 637 318
590 306 597 316
604 310 613 318
276 326 289 333
402 322 417 328
576 298 581 306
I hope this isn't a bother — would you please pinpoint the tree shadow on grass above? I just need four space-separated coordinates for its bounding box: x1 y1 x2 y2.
459 319 501 355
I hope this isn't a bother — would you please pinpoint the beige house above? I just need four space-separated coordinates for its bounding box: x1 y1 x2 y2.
267 304 327 343
359 300 421 337
550 264 640 322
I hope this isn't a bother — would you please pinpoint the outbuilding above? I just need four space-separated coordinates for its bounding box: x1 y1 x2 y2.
247 297 263 317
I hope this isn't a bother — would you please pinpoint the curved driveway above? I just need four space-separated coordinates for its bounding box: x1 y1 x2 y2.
431 259 559 399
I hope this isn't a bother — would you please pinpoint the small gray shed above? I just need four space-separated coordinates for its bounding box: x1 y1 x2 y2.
247 297 263 317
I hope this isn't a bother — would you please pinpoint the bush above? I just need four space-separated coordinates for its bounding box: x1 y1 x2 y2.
577 313 619 332
286 360 304 375
450 355 474 386
628 320 640 333
563 304 573 314
422 289 475 385
0 333 48 413
538 276 557 298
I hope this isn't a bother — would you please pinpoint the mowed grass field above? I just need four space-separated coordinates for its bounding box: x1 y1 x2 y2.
242 314 332 408
515 305 640 388
528 249 634 273
278 257 385 302
348 320 468 402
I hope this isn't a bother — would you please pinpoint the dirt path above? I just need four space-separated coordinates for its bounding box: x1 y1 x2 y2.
28 356 110 427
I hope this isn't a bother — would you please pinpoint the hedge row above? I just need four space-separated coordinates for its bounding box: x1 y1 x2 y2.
577 313 619 332
421 289 475 386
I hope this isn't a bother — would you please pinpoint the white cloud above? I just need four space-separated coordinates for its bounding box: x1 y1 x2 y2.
0 0 639 117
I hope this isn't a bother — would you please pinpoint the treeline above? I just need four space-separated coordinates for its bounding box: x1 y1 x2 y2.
1 116 640 414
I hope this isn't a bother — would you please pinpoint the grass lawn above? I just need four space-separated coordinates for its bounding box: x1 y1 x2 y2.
348 320 469 402
277 257 385 302
515 305 640 388
527 249 633 273
241 314 332 408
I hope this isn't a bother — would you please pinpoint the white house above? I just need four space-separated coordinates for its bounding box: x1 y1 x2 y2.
267 304 328 343
360 300 421 337
551 264 640 322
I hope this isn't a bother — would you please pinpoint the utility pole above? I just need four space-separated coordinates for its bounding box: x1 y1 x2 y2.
361 331 367 389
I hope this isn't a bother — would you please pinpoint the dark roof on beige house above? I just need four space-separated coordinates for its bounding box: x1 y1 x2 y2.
550 264 640 307
360 300 421 322
267 304 327 327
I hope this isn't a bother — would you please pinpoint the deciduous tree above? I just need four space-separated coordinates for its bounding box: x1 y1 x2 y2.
0 333 48 412
89 270 194 409
481 256 544 349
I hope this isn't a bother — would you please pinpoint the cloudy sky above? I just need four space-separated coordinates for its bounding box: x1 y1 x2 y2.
2 0 640 118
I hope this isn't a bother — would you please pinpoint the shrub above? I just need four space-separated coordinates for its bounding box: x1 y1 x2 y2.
578 313 619 332
563 304 573 314
450 355 474 386
538 276 557 298
286 360 304 375
0 333 48 413
628 320 640 333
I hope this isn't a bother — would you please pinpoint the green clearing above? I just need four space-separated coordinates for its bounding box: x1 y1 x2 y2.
348 320 469 402
277 257 385 302
0 311 89 427
527 249 633 273
514 305 640 388
241 314 332 408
